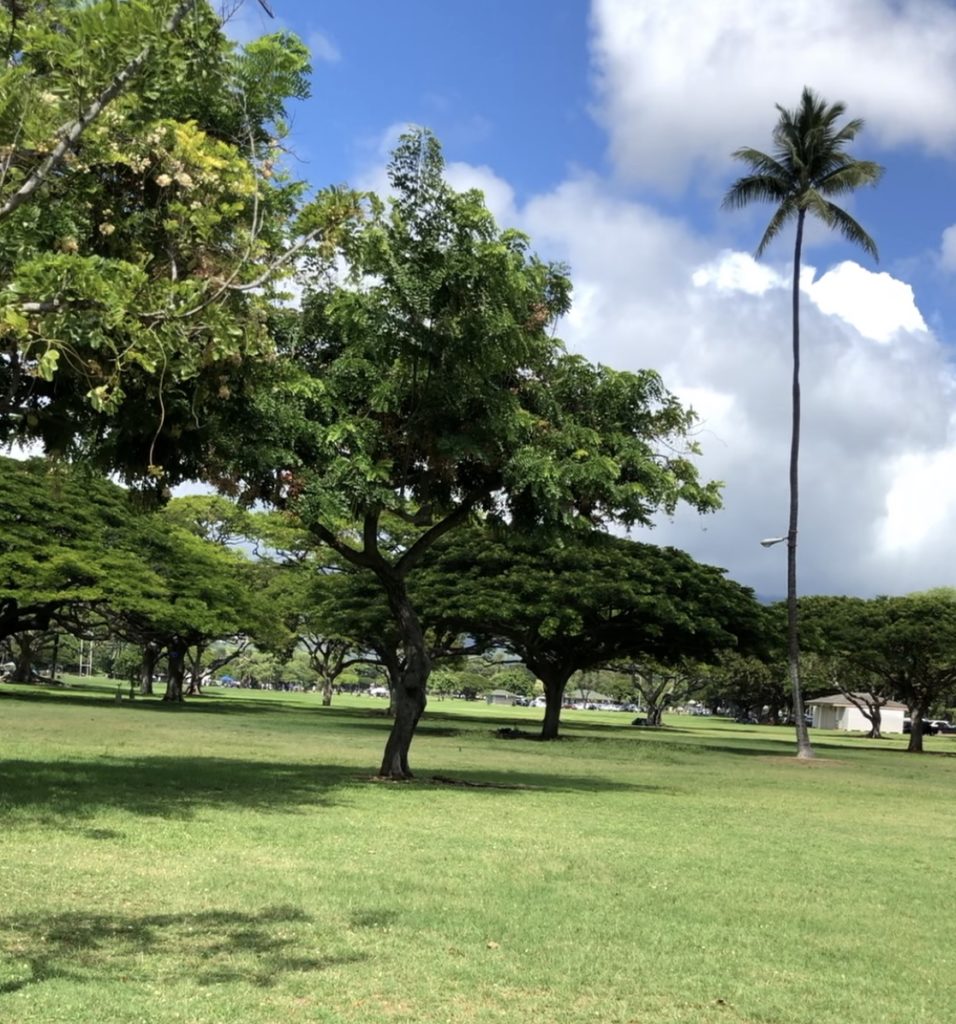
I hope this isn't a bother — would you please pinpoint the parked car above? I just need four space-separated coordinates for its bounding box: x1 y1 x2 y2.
903 718 939 735
930 720 955 734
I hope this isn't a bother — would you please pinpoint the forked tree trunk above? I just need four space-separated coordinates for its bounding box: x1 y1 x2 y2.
864 705 882 739
185 643 205 696
378 575 430 779
645 703 664 727
788 210 814 760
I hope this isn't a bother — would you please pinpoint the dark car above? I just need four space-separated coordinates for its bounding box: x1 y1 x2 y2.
903 718 938 735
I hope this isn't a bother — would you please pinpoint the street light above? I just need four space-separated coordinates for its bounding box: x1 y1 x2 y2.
760 536 787 548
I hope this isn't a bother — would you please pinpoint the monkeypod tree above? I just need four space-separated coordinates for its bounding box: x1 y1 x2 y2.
798 596 900 738
419 527 762 739
800 592 956 752
0 455 161 643
220 129 721 777
104 514 272 701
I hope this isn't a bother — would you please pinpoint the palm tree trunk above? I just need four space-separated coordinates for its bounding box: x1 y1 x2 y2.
789 209 813 759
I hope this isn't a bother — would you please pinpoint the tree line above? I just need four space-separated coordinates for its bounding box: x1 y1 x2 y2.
3 454 955 754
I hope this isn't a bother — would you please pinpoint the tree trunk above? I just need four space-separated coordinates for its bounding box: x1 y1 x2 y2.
139 643 158 696
865 705 882 739
645 703 664 727
907 703 927 753
377 575 429 779
12 634 35 682
539 673 571 740
49 632 60 682
185 643 205 696
321 676 333 706
163 636 187 703
788 209 814 760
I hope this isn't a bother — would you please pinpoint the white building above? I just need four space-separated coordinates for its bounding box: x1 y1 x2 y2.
806 693 907 734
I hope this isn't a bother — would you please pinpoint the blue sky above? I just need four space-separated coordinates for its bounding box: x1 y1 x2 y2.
228 0 956 600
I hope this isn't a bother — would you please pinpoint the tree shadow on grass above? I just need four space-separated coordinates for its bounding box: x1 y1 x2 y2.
0 756 360 823
1 686 383 718
0 752 665 825
0 905 366 996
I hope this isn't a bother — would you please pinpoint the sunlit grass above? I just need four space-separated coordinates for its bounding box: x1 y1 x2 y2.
2 678 955 1023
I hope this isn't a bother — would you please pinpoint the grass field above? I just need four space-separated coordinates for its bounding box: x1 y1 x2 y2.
2 678 955 1024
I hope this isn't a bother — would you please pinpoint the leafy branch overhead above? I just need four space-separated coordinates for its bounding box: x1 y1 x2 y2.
0 1 351 484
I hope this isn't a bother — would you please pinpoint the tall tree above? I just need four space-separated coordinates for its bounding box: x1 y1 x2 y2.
723 86 883 759
221 130 721 777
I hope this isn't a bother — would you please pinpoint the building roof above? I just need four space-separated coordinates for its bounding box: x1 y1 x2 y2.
806 693 907 710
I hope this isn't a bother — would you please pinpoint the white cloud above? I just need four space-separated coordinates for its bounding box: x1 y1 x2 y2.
308 30 341 65
692 251 783 295
878 445 956 557
591 0 956 189
941 224 956 271
445 162 517 227
803 262 927 343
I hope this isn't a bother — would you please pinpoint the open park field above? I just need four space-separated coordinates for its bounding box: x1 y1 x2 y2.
2 680 955 1024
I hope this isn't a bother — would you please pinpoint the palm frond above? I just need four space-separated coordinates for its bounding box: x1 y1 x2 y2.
816 160 884 195
721 174 790 211
729 146 789 178
832 117 865 144
821 202 879 260
755 199 797 258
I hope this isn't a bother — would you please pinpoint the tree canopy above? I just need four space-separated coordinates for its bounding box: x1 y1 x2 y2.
0 1 332 489
420 526 763 738
800 592 956 751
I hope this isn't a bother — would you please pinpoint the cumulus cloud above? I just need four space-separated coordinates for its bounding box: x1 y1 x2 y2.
692 251 783 295
445 162 517 227
519 179 956 597
591 0 956 189
803 262 927 343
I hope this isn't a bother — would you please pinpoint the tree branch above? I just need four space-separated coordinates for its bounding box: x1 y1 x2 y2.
0 0 199 222
395 494 480 578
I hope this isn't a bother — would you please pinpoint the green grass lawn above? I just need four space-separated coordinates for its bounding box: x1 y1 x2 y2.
2 678 955 1024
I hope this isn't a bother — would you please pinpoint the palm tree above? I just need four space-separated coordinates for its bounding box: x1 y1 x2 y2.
723 87 883 759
